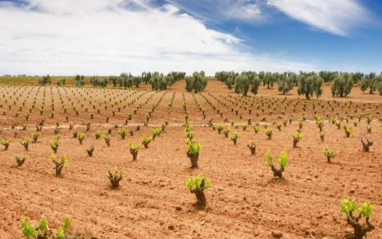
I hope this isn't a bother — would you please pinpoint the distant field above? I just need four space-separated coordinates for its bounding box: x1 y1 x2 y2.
0 76 104 85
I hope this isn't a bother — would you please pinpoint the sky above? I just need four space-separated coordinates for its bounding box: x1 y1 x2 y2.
0 0 381 76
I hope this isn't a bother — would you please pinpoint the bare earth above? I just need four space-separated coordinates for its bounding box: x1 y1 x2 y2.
0 80 382 239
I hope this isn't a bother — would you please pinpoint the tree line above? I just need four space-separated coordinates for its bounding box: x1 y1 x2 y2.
215 71 382 99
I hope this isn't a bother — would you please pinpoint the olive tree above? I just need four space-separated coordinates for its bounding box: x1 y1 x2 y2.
185 71 207 93
331 73 354 97
361 73 377 94
278 72 295 94
297 72 323 100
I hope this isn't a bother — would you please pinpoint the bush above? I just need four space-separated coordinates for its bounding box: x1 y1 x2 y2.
332 73 354 97
0 138 11 150
230 131 240 145
186 174 210 208
186 138 201 168
278 72 295 94
185 71 207 93
31 131 40 143
107 167 122 188
340 196 375 239
38 75 51 85
21 215 74 239
323 146 339 163
223 127 230 138
292 132 303 148
343 125 353 137
86 146 94 157
95 130 102 139
49 135 60 153
117 128 127 140
247 141 256 155
361 134 373 152
141 135 152 148
215 124 224 134
51 153 67 177
297 72 324 99
128 141 141 161
265 128 272 139
15 155 27 167
76 131 85 145
266 150 289 178
102 134 111 146
19 136 30 151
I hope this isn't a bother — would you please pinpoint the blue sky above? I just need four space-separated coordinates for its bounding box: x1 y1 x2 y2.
0 0 381 75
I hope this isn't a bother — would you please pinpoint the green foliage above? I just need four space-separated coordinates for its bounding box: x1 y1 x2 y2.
51 152 67 164
230 131 240 144
95 130 102 139
186 174 210 191
278 72 295 94
186 138 201 154
278 151 289 169
117 128 127 139
323 147 339 158
343 125 353 137
38 75 51 86
340 196 374 219
75 74 85 87
234 72 261 96
297 72 324 99
76 131 85 144
265 128 272 139
21 218 38 239
319 71 338 83
127 141 141 151
90 76 108 87
141 135 152 147
332 73 354 97
185 71 207 93
266 151 274 165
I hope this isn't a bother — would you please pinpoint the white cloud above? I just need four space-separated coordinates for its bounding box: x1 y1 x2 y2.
0 0 314 75
267 0 370 36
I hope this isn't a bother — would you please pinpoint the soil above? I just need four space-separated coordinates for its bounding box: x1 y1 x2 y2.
0 80 382 239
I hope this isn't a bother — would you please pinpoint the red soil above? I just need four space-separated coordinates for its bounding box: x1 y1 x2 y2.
0 80 382 239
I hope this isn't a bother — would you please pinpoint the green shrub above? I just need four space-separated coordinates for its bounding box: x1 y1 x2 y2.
128 141 141 161
0 138 11 150
186 174 210 208
31 131 40 143
19 136 30 151
50 153 67 177
117 128 127 139
340 196 375 239
76 131 85 145
265 128 272 139
107 166 122 188
102 134 111 146
266 150 289 178
186 138 201 168
343 125 353 137
141 135 153 148
323 146 339 163
292 132 303 148
230 131 240 145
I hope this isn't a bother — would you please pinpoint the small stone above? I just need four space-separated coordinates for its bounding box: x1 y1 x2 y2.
272 230 283 238
168 225 175 231
175 206 182 211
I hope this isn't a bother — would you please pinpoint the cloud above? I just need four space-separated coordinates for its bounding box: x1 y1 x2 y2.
164 0 267 23
267 0 370 36
0 0 314 75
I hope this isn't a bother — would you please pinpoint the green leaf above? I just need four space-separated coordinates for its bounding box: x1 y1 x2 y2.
38 216 49 233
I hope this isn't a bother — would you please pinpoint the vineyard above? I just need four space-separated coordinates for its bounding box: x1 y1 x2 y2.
0 79 381 239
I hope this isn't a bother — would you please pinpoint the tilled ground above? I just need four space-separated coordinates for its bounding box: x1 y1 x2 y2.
1 80 382 239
